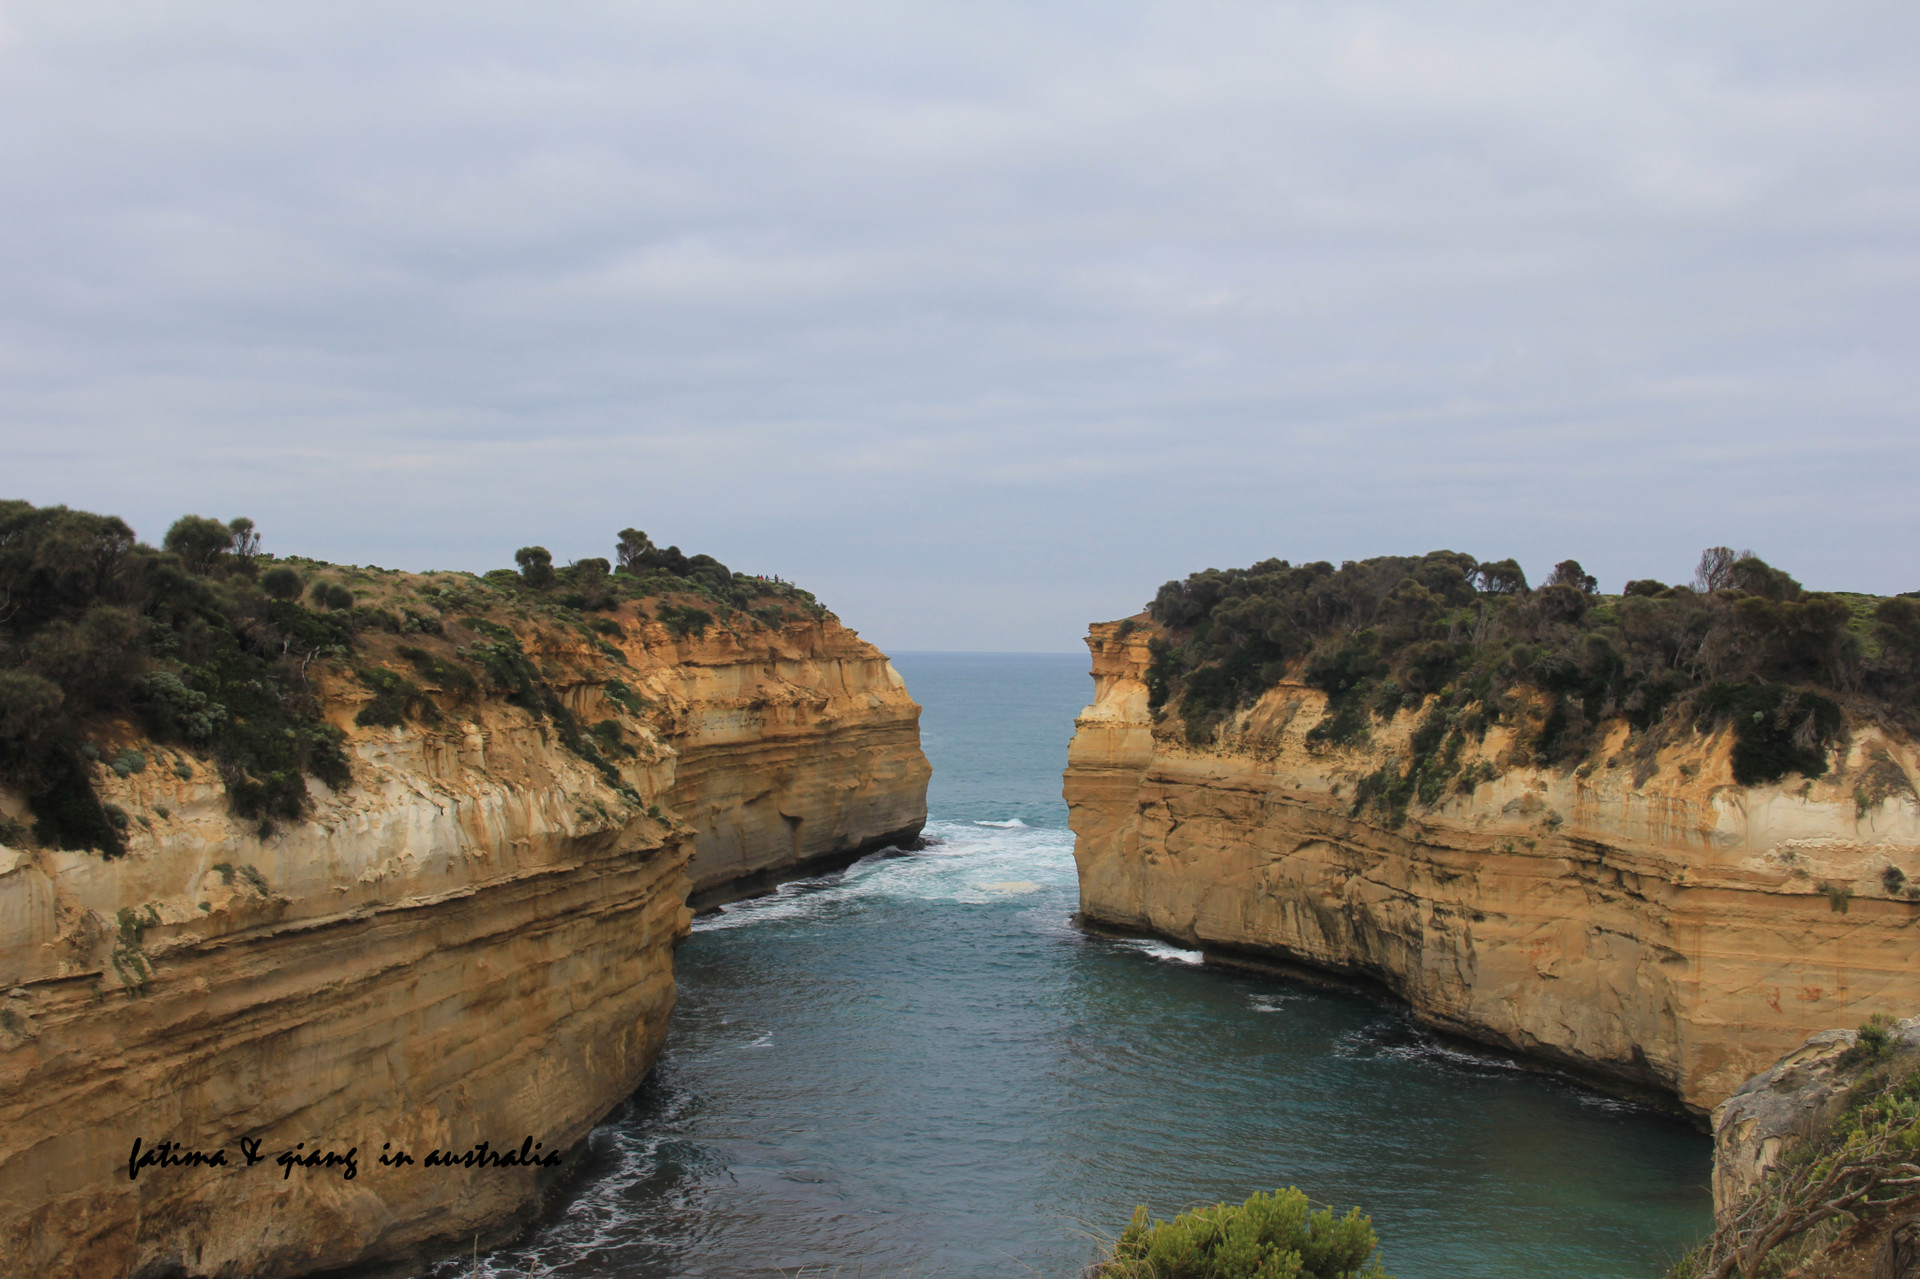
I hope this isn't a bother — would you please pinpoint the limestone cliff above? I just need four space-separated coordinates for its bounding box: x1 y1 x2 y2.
647 619 929 905
0 599 927 1278
1064 620 1920 1115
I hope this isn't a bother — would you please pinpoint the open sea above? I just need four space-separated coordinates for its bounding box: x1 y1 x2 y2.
429 652 1712 1278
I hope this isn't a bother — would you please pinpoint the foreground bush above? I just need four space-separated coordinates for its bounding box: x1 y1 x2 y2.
1096 1187 1391 1279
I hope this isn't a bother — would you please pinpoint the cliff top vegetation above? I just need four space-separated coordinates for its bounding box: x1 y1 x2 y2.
1137 548 1920 809
0 498 831 857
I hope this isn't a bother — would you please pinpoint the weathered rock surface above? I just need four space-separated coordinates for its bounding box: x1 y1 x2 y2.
644 619 929 904
1064 620 1920 1115
1709 1021 1920 1218
0 608 927 1278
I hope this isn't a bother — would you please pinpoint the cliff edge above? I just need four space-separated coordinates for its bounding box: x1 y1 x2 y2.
0 534 928 1278
1065 618 1920 1115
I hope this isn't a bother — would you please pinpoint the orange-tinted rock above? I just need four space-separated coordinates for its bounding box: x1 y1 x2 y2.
1064 620 1920 1115
0 605 927 1277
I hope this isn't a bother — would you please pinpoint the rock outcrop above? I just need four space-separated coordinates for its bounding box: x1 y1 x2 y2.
1699 1017 1920 1276
0 603 927 1278
1709 1024 1901 1216
1064 620 1920 1115
652 620 929 906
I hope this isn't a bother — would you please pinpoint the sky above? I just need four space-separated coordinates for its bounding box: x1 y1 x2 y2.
2 2 1916 653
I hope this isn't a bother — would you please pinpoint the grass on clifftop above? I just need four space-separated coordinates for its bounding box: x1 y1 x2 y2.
0 499 828 855
1138 549 1920 816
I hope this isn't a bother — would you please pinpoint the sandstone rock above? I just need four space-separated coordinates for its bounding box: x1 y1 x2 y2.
0 606 928 1277
1063 620 1920 1115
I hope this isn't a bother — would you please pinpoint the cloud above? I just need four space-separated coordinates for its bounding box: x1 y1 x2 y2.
1 1 1916 650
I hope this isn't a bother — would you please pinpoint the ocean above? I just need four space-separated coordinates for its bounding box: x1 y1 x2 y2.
428 651 1711 1278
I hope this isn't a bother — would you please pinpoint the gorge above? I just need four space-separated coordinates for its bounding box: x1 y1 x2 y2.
0 509 928 1279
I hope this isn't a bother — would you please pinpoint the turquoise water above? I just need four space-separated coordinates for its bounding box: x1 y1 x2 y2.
433 652 1711 1278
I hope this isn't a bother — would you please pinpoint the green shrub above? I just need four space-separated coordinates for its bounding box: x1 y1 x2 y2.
514 546 555 590
260 566 303 600
354 665 432 728
0 669 64 742
162 514 235 574
660 605 713 639
111 748 147 777
1695 683 1843 785
132 672 224 741
396 645 478 697
1098 1187 1390 1279
1842 1012 1898 1067
310 581 355 612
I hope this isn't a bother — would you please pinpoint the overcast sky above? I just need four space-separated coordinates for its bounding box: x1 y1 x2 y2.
2 3 1915 652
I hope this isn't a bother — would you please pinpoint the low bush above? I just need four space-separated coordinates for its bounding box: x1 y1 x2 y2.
1096 1186 1391 1279
660 605 714 639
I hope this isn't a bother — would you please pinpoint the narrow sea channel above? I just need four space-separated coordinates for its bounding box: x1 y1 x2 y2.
434 652 1712 1278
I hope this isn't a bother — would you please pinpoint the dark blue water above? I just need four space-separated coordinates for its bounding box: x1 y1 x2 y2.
435 652 1711 1278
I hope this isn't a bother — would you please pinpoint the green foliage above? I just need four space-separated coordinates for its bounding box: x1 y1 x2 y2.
28 748 125 855
1841 1013 1899 1068
660 604 713 639
162 515 235 574
0 669 64 742
514 546 555 590
1143 545 1898 794
132 671 224 741
1672 1054 1920 1278
602 678 648 714
396 644 478 697
616 528 654 574
587 718 634 757
1695 683 1844 785
111 748 146 777
354 665 426 728
310 581 355 611
260 566 303 600
1099 1187 1390 1279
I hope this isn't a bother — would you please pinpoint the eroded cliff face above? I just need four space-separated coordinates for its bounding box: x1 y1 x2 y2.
1064 621 1920 1115
0 605 927 1278
640 618 929 903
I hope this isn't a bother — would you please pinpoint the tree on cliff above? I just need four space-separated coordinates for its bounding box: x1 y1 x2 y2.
162 515 236 575
616 528 653 574
1544 559 1597 594
1693 545 1753 593
515 546 555 590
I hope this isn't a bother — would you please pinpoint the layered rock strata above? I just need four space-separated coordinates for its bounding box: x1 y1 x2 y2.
1064 620 1920 1115
648 620 929 905
0 608 927 1278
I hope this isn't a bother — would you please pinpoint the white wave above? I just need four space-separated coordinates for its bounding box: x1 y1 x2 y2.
744 1031 773 1050
691 820 1076 931
1248 993 1294 1013
1119 938 1206 966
